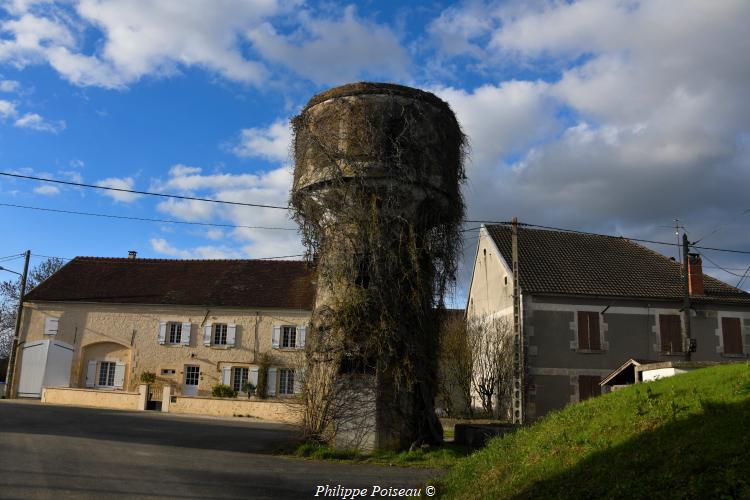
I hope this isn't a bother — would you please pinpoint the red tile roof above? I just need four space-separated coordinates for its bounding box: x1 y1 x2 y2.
24 257 316 310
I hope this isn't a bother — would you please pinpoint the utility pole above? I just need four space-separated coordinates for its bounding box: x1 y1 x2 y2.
674 218 681 263
4 250 30 398
511 217 524 425
681 235 692 362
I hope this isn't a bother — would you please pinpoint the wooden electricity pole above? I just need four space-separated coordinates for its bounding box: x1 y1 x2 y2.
681 234 692 362
4 250 30 398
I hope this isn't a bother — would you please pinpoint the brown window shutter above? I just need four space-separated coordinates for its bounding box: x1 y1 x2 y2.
671 315 683 353
660 315 682 353
578 311 590 349
722 317 742 355
589 312 601 350
579 376 590 401
579 375 601 401
659 315 671 352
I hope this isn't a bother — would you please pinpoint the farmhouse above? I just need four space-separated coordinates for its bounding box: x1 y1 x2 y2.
467 223 750 420
10 256 314 402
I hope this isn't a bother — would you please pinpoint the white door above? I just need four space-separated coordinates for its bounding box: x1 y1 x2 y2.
183 365 199 396
17 340 49 397
43 341 74 389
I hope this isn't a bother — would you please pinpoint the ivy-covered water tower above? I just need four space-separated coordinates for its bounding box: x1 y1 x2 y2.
291 82 465 450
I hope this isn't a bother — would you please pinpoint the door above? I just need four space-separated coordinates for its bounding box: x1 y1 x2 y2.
183 365 200 396
43 341 74 389
17 341 49 397
17 340 74 398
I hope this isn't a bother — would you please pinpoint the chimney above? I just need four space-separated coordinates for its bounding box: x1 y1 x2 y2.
687 253 704 295
128 250 137 259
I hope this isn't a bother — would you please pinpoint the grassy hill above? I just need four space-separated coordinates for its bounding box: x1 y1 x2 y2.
435 363 750 499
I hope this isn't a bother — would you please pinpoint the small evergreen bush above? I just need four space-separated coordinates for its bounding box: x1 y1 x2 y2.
212 384 238 398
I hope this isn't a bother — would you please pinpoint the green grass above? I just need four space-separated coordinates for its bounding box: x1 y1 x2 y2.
292 441 473 469
435 363 750 499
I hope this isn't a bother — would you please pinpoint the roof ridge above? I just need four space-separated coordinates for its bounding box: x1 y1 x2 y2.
71 256 307 263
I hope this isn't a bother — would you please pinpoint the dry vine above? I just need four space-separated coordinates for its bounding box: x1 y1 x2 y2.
290 83 466 449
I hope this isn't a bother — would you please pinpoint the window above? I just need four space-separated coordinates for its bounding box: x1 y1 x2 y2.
282 326 297 348
167 322 182 344
722 317 743 355
232 367 249 392
278 368 295 395
213 324 228 345
98 361 116 387
577 311 601 350
184 365 200 386
659 314 683 353
161 369 175 375
578 375 601 401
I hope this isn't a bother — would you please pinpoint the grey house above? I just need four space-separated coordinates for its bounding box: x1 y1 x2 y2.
467 224 750 421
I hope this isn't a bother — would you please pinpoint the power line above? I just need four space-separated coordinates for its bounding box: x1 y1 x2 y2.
0 202 297 231
0 172 289 210
697 252 748 278
692 208 750 245
0 253 24 262
736 265 750 289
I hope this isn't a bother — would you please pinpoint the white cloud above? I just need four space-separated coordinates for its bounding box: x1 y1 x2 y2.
247 5 410 85
151 163 301 259
0 80 20 92
0 99 16 118
427 2 494 59
13 112 65 132
0 0 285 88
434 81 555 172
0 1 411 88
232 119 291 162
168 164 202 177
427 0 750 294
96 176 141 202
149 237 245 259
33 184 60 195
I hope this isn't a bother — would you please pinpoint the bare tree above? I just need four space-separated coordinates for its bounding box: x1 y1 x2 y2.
0 257 64 358
438 313 473 417
466 315 514 417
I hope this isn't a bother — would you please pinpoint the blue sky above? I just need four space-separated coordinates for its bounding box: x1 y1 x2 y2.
1 0 749 303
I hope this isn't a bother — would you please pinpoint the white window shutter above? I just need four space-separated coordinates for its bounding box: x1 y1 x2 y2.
250 368 259 388
227 324 236 347
158 321 167 345
297 324 306 349
113 362 126 389
294 368 304 394
203 323 212 346
181 322 191 346
44 317 59 336
222 366 231 385
266 367 277 396
85 361 97 388
272 326 280 348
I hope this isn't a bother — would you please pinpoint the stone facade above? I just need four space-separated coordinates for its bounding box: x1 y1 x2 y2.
14 301 310 398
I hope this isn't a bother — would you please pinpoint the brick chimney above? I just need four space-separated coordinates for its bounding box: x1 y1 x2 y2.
687 253 704 295
128 250 137 259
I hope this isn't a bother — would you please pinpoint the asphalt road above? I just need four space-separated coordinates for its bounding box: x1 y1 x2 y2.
0 400 439 499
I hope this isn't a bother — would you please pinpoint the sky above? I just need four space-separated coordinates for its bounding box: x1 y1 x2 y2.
0 0 749 306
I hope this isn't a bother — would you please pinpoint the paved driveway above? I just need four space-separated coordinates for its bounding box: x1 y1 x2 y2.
0 400 439 499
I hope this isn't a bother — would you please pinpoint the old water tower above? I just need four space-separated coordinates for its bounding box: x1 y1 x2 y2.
291 82 465 450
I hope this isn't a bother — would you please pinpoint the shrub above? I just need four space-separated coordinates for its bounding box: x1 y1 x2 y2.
212 384 238 398
139 372 156 384
241 382 256 396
